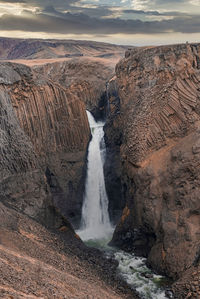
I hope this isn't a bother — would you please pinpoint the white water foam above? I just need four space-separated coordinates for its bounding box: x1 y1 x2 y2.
115 251 168 299
77 111 113 241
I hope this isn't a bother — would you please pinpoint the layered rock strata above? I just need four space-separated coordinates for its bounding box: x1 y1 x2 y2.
0 62 90 227
107 44 200 295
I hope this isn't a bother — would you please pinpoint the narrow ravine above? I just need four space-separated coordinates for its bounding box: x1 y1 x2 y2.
77 111 169 299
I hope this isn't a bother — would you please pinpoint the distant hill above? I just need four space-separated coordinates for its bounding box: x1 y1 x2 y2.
0 37 131 60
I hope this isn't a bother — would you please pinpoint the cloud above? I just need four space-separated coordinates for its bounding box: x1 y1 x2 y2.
123 9 193 17
190 0 200 5
0 0 199 41
0 9 200 35
0 0 26 2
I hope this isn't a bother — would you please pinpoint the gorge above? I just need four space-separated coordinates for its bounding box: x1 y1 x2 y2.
0 38 200 299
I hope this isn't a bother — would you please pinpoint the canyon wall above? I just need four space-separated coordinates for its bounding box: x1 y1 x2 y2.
0 56 123 227
107 44 200 287
0 62 90 227
0 61 136 299
33 59 115 119
32 59 127 224
104 77 125 224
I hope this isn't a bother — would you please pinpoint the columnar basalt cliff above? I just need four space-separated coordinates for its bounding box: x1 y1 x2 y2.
107 44 200 296
33 59 116 119
31 59 121 224
0 62 90 227
0 61 136 299
33 60 127 224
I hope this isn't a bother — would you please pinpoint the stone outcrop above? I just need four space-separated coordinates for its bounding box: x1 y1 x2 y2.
0 64 51 225
107 43 200 294
0 62 90 227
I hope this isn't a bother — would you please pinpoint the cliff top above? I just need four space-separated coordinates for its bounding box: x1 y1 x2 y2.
124 42 200 60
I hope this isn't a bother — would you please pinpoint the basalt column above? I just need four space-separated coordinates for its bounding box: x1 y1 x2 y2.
109 44 200 282
1 62 91 228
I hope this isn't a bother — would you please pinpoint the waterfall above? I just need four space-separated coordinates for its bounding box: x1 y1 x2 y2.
77 111 113 241
76 111 168 299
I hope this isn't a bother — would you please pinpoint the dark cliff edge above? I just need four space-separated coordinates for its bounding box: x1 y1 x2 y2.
105 43 200 298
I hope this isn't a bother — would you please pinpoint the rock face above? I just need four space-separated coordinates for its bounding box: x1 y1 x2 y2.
0 64 51 225
104 77 125 224
33 59 115 120
0 62 90 227
108 44 200 286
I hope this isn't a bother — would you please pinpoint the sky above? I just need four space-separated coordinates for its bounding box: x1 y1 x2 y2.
0 0 200 46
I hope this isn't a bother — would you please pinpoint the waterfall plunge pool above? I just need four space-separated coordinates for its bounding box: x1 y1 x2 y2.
79 236 171 299
76 111 171 299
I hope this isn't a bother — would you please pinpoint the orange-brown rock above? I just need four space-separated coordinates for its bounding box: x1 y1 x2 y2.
108 44 200 292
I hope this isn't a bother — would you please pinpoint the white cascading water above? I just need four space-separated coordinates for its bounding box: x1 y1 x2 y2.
77 111 113 241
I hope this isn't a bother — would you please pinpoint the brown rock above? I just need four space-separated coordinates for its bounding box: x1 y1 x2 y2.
0 62 91 227
107 44 200 281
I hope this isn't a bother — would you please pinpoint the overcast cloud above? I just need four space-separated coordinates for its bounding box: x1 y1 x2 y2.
0 0 199 45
